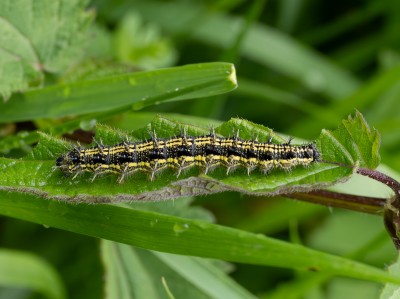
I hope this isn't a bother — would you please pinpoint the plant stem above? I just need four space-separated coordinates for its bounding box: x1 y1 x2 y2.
287 190 386 215
356 168 400 200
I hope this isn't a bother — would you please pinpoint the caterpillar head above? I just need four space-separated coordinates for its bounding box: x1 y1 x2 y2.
56 149 81 175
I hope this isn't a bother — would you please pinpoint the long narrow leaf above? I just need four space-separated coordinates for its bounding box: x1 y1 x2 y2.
0 191 398 285
102 241 257 299
0 62 236 123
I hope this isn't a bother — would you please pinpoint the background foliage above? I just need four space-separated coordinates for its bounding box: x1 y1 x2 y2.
1 0 400 298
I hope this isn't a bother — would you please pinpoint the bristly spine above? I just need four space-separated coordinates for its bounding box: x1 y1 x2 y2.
56 131 320 183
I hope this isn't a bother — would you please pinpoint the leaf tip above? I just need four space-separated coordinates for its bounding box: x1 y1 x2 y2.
228 64 238 89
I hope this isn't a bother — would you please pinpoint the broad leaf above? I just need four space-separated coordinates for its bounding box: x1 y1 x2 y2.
319 110 381 169
0 0 93 99
0 112 379 201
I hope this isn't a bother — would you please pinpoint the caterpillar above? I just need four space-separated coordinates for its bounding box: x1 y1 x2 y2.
56 130 320 183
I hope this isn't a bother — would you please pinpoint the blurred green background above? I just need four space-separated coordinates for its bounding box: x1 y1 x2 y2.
1 0 400 298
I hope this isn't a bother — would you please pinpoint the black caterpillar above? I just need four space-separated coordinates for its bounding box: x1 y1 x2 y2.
56 130 320 182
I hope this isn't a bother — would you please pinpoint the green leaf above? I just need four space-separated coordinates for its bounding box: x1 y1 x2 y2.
0 191 399 285
319 110 381 169
101 241 159 299
0 62 237 123
126 196 215 223
101 241 256 299
0 112 380 201
0 249 66 299
0 0 93 99
0 117 329 200
59 60 136 84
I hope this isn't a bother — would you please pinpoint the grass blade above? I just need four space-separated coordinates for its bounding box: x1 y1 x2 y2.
0 62 236 123
0 191 398 285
